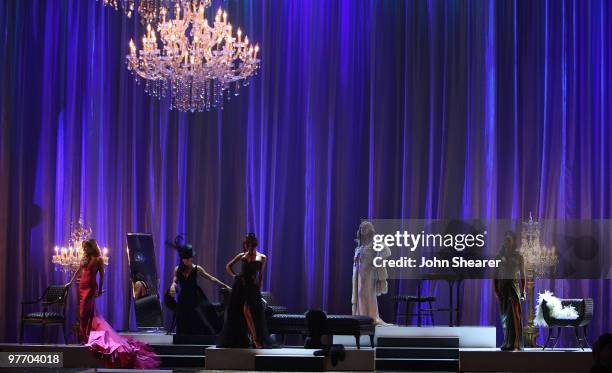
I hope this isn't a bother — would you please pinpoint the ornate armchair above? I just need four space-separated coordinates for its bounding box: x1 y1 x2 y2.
542 298 593 350
20 285 69 344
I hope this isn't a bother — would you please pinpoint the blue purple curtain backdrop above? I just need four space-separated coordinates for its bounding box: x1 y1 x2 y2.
0 0 610 345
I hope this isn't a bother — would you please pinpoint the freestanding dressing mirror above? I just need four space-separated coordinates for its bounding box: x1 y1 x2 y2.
126 233 163 329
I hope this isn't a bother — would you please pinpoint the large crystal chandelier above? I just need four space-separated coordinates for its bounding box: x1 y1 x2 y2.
126 2 260 112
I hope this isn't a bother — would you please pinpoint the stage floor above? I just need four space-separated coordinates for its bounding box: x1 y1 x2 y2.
0 343 594 372
2 328 594 372
460 347 592 372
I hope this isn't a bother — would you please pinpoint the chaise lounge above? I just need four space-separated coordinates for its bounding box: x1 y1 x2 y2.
262 292 375 348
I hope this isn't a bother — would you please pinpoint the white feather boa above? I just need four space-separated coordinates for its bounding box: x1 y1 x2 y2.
534 290 579 327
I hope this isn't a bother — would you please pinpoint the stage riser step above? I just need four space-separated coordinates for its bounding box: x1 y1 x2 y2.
376 358 459 371
173 334 217 345
151 344 209 355
254 355 325 371
377 337 459 348
376 347 459 359
159 354 205 368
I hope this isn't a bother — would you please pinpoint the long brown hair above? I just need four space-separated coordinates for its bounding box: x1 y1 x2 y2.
82 238 101 263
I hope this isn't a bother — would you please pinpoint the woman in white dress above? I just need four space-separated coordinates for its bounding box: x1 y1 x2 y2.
351 221 391 326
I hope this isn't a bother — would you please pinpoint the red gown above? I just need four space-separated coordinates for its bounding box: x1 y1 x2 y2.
79 258 160 369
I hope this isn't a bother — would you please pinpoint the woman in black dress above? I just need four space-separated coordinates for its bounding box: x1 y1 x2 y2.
169 241 231 335
493 231 526 351
217 233 276 348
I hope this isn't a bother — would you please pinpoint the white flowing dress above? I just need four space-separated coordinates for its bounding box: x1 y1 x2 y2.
351 243 391 325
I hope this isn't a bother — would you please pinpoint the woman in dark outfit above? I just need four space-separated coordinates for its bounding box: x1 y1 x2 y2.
494 231 526 351
169 241 231 335
132 271 151 300
217 233 276 348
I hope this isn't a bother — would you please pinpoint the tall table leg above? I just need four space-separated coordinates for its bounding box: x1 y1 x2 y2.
448 280 454 326
455 280 462 326
417 280 422 327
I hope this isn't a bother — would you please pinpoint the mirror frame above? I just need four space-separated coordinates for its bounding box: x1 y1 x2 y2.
126 232 164 330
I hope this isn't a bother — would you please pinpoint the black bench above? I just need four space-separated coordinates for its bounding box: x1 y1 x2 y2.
267 313 375 349
221 290 375 348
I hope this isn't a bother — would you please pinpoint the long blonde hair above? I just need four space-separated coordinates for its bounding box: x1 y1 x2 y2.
82 238 101 264
356 221 375 246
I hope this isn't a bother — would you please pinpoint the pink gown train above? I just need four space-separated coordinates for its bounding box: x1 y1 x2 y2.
79 258 160 369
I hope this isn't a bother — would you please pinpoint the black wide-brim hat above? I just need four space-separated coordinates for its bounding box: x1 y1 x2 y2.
166 235 195 259
178 244 194 259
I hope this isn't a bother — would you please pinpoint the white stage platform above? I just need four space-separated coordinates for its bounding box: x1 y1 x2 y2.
119 331 173 344
334 325 496 348
206 347 375 371
123 326 496 349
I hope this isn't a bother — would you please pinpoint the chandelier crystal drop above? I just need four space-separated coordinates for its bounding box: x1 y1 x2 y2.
98 0 135 19
99 0 209 25
126 2 260 112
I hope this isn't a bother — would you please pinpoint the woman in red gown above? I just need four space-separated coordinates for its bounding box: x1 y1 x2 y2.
67 238 160 369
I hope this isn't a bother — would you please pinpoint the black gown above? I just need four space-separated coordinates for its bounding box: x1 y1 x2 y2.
494 252 524 350
217 258 276 348
176 265 222 335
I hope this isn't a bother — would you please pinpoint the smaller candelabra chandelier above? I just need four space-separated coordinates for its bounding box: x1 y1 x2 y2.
126 2 260 112
52 218 109 272
518 212 559 348
519 213 559 277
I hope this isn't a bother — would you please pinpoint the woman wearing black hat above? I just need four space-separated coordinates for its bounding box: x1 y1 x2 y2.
217 233 276 348
169 238 231 335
